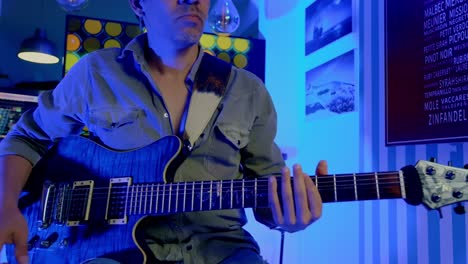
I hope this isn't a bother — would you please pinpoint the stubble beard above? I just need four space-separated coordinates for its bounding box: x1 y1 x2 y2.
173 28 203 49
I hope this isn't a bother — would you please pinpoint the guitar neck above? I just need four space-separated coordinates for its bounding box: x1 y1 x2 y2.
39 171 405 226
116 171 405 217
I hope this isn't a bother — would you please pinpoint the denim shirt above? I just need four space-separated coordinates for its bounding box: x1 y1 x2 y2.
0 33 285 263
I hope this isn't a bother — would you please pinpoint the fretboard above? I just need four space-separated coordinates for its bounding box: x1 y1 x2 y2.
104 171 405 218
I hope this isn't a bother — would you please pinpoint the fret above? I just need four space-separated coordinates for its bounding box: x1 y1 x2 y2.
167 183 172 213
378 172 403 199
155 184 160 214
129 186 134 214
199 181 203 211
316 176 335 203
335 174 356 202
242 179 245 208
144 185 148 214
333 174 337 202
232 180 244 209
243 179 256 208
209 181 213 210
183 182 187 212
124 184 130 217
191 182 195 212
375 172 380 199
219 180 223 210
257 178 269 208
162 184 166 214
139 185 143 214
149 184 154 214
356 173 378 201
254 178 257 208
353 173 358 201
175 182 179 213
230 179 234 209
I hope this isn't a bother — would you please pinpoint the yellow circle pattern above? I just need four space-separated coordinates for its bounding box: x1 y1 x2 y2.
233 54 248 68
217 52 231 63
105 22 122 37
200 34 216 49
83 37 100 52
84 19 102 35
126 25 141 38
233 39 250 53
104 39 122 49
217 36 232 50
66 33 81 52
65 53 80 73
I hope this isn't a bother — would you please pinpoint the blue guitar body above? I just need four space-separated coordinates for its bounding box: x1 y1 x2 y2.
5 136 183 264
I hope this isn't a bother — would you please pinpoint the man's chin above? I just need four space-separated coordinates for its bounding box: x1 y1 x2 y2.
174 31 203 47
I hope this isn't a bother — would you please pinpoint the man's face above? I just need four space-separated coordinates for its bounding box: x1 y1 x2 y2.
138 0 210 46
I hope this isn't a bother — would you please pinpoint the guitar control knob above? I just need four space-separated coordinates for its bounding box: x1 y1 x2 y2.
453 190 464 199
59 238 69 248
27 235 40 251
431 194 442 203
40 232 59 248
426 166 436 176
445 171 455 180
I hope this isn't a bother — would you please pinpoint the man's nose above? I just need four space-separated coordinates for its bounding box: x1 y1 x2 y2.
178 0 199 4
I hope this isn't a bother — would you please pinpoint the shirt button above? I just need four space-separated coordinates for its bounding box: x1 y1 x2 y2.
163 113 169 118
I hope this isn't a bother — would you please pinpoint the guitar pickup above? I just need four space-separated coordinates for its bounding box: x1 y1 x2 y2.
106 177 132 225
67 180 94 226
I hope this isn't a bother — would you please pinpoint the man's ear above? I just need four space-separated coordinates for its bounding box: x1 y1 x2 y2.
129 0 144 17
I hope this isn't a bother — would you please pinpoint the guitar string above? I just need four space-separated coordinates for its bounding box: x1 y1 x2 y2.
43 171 402 194
47 174 404 199
48 180 405 202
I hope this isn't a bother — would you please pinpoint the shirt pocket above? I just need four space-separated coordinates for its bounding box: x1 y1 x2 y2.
203 122 250 180
87 107 153 150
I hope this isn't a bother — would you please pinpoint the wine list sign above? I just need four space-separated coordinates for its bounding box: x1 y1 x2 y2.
386 0 468 145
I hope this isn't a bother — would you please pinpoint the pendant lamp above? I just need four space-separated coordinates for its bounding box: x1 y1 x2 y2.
17 28 59 64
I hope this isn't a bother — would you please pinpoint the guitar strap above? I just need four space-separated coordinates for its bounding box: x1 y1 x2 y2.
181 53 232 152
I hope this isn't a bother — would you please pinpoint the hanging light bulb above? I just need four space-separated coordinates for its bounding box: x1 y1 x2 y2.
56 0 88 12
208 0 240 35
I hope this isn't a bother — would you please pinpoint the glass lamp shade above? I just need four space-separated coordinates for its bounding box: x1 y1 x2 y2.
56 0 88 12
17 28 59 64
209 0 240 35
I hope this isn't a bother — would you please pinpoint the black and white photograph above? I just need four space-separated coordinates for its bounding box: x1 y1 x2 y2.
305 0 353 55
306 50 355 120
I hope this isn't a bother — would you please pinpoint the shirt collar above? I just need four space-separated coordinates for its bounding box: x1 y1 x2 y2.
118 32 205 86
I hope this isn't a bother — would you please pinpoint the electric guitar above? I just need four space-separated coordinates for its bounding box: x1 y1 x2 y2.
3 136 468 263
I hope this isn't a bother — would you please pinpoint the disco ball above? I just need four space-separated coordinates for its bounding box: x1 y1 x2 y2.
56 0 89 12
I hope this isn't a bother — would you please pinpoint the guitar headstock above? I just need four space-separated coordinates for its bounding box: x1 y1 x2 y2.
415 160 468 210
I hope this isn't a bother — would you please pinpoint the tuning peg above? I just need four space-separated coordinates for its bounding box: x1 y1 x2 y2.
426 166 436 175
446 170 456 180
430 157 437 162
454 203 466 215
447 160 452 166
464 164 468 169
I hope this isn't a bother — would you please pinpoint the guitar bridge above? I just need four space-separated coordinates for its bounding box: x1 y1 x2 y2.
106 177 132 225
39 181 56 228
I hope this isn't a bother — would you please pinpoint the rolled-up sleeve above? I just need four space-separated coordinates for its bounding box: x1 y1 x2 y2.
0 56 89 166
